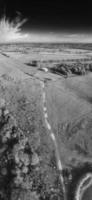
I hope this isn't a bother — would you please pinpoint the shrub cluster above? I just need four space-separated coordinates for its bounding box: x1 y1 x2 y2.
51 62 92 77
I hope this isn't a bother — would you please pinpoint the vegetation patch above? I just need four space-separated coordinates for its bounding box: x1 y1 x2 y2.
50 62 92 77
0 92 63 200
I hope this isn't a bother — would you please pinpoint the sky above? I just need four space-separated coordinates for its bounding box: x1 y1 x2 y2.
0 0 92 43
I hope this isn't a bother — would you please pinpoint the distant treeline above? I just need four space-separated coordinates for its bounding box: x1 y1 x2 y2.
1 42 92 50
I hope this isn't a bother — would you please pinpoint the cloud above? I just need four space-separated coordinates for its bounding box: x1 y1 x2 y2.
0 15 29 43
0 14 92 43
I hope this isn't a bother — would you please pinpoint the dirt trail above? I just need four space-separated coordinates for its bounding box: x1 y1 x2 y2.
40 79 66 195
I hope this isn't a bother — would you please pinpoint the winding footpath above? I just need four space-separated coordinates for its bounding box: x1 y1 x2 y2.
40 80 66 198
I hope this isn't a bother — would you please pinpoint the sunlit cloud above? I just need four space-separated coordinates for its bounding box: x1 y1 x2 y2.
0 15 29 43
0 14 92 43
